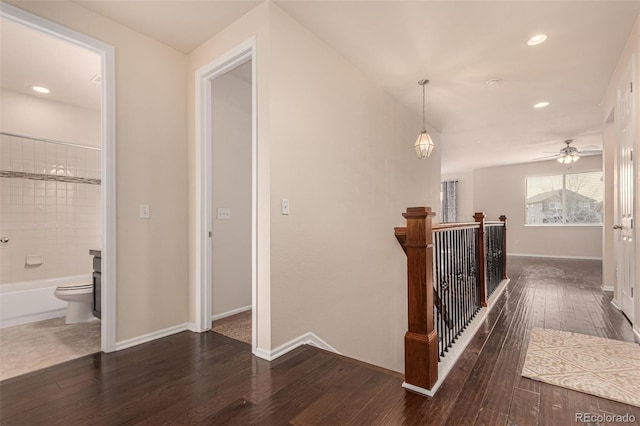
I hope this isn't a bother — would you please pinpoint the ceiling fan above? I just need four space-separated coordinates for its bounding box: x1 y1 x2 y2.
534 139 602 164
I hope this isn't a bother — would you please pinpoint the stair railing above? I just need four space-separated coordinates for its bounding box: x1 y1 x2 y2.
394 207 507 393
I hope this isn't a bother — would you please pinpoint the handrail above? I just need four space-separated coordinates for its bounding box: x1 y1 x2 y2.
433 222 480 231
484 221 504 226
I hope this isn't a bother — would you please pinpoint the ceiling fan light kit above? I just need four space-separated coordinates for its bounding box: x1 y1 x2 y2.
557 153 579 164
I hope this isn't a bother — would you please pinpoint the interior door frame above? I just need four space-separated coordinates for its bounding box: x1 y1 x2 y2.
0 3 117 352
195 38 258 354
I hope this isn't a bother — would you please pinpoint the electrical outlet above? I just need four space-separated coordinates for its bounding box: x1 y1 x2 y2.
139 204 150 219
217 208 232 220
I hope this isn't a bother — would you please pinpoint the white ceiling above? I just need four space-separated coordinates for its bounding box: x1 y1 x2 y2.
3 1 638 173
0 17 101 110
275 1 639 173
73 0 263 53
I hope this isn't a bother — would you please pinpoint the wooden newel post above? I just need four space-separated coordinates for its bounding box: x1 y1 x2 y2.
402 207 438 391
474 212 487 307
499 215 508 279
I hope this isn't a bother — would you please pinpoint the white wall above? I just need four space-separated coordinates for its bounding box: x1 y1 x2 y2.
188 2 442 372
442 171 474 222
268 4 441 373
211 64 252 316
602 15 640 331
8 1 190 342
474 156 603 259
187 2 272 349
0 89 101 147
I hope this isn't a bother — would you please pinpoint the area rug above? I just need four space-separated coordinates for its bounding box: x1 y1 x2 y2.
211 311 251 344
522 328 640 407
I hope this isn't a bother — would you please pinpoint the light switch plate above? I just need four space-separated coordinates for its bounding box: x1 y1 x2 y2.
217 208 232 220
139 204 150 219
281 199 289 215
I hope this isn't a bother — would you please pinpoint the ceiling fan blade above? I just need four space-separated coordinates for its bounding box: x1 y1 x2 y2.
533 154 559 161
578 150 602 156
580 145 601 151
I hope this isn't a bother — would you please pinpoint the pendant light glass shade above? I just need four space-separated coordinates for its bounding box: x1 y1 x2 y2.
415 79 434 159
414 131 435 159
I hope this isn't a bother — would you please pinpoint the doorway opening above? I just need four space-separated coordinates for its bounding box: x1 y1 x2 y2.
0 3 116 366
195 39 258 353
209 62 252 344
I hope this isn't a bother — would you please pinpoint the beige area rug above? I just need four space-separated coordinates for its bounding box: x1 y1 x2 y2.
211 311 251 344
522 328 640 407
0 317 101 381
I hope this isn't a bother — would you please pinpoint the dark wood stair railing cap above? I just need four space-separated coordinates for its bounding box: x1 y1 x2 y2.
402 206 436 219
473 212 486 221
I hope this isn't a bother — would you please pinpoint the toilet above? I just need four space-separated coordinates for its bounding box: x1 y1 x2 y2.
54 283 95 324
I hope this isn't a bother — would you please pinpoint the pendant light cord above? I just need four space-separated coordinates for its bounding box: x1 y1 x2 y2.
422 83 426 131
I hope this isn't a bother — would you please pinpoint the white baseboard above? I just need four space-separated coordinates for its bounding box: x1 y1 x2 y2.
634 325 640 343
402 382 435 397
211 305 251 322
115 323 191 351
253 331 339 362
601 286 614 292
508 253 602 261
611 299 622 310
186 322 201 332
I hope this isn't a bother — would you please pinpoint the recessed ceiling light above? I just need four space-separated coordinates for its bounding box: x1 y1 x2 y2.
486 78 502 86
533 101 550 108
32 86 50 94
527 34 548 46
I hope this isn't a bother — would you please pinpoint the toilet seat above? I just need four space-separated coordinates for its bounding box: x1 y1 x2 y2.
56 283 93 293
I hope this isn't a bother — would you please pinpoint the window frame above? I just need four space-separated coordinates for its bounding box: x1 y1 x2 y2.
524 169 603 227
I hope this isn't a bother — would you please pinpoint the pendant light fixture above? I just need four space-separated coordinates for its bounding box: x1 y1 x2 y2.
414 79 435 159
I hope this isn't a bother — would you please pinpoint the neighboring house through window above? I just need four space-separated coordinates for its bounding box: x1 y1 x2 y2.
526 171 603 225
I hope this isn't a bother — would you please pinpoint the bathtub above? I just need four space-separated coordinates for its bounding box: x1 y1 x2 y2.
0 274 92 328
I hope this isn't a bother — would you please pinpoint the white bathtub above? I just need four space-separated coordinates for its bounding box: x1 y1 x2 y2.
0 274 92 328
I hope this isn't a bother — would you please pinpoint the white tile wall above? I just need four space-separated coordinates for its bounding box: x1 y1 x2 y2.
0 134 102 284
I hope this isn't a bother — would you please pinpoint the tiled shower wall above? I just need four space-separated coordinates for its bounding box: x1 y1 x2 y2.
0 133 101 284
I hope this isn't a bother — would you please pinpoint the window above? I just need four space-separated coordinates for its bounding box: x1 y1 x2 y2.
440 180 457 222
525 171 603 225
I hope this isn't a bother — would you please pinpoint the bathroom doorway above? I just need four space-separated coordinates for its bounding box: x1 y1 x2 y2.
0 3 116 380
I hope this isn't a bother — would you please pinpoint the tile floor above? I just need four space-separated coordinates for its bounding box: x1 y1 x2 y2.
0 317 100 381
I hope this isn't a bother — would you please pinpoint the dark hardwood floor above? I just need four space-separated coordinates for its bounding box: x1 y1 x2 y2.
1 257 638 425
